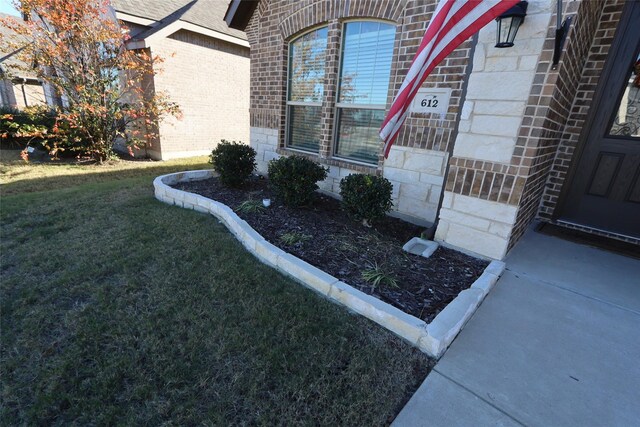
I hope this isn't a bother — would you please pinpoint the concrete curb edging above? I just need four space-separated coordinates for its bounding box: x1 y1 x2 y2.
154 170 506 359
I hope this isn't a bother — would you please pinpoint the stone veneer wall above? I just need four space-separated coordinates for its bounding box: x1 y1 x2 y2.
435 0 556 259
148 30 250 160
246 0 472 224
436 0 628 258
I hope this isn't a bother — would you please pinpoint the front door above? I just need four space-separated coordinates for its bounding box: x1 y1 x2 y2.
558 1 640 240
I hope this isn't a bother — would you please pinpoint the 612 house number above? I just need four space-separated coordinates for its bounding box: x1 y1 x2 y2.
411 88 451 115
420 96 439 108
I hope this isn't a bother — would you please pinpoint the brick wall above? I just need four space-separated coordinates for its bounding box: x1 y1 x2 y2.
537 0 625 222
246 0 473 224
148 29 250 160
508 0 621 249
246 0 629 258
435 0 630 258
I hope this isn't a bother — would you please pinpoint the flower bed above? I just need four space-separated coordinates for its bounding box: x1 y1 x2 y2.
154 171 504 357
173 175 488 323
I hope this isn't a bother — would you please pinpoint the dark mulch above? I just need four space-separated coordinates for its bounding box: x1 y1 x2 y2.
174 176 488 323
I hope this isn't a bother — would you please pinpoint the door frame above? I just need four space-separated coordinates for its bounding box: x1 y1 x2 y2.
553 0 640 223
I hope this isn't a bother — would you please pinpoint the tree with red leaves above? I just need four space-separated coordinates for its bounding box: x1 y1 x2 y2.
1 0 180 162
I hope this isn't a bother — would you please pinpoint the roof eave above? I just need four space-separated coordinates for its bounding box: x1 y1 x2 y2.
224 0 258 31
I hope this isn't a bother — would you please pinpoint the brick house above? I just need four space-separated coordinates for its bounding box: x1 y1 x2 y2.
110 0 250 160
224 0 640 259
0 13 50 109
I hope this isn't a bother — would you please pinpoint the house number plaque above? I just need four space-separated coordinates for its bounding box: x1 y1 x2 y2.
410 88 451 115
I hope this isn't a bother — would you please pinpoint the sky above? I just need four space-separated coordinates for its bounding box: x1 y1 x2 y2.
0 0 19 16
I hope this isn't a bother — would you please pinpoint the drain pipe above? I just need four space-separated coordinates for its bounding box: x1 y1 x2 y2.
20 77 28 107
424 32 479 240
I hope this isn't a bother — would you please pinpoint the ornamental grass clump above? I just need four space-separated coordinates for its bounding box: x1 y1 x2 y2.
339 174 393 226
267 155 328 207
235 199 265 214
209 140 256 187
361 262 398 292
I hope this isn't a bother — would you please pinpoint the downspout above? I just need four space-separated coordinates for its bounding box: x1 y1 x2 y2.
424 32 479 239
20 78 28 107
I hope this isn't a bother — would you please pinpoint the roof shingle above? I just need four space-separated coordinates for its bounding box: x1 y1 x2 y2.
111 0 246 41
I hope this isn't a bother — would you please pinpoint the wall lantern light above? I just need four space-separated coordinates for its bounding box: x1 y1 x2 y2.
552 0 572 69
495 1 528 48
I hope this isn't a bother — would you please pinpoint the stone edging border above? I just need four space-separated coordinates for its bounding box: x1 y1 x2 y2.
153 170 505 359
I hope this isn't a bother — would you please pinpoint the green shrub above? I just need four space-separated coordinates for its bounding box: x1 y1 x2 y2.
268 155 328 207
339 174 393 226
0 105 57 149
209 140 256 187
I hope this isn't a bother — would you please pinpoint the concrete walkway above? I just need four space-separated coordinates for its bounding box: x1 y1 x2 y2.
393 229 640 427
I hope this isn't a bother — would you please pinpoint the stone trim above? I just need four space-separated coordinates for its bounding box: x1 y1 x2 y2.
153 169 506 359
276 147 379 175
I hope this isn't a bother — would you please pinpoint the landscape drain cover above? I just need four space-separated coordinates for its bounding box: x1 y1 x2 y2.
402 237 439 258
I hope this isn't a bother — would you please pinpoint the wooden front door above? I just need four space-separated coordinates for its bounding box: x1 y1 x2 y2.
558 2 640 239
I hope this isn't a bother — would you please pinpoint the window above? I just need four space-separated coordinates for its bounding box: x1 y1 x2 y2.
335 21 395 163
285 21 395 164
286 26 328 152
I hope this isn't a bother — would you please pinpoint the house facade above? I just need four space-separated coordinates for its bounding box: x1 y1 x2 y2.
111 0 250 160
0 12 50 109
225 0 639 259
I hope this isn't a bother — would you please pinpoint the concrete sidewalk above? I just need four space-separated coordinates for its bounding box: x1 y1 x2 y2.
393 229 640 427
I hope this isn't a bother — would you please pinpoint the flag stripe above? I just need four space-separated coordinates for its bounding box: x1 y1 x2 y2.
381 1 482 141
382 1 494 147
380 0 520 157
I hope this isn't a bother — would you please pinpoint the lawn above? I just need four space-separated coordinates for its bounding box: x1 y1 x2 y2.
0 150 431 425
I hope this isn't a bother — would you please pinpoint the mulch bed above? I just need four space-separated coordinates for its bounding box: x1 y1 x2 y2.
174 176 488 323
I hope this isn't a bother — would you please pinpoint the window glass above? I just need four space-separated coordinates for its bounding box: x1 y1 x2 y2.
289 27 327 103
338 21 395 105
286 26 328 151
335 109 386 163
287 105 323 151
608 54 640 138
336 21 395 163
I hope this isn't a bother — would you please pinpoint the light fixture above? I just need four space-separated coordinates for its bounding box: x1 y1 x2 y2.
552 0 572 69
495 1 528 48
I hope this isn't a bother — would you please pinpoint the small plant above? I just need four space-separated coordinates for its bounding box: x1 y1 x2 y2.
340 174 393 226
235 199 266 214
268 155 328 207
209 140 256 187
361 262 398 291
280 231 312 245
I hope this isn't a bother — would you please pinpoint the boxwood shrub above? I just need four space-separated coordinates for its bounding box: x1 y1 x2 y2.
268 155 328 207
209 140 256 187
339 174 393 226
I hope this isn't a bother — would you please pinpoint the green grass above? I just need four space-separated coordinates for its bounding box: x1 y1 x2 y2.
0 151 431 425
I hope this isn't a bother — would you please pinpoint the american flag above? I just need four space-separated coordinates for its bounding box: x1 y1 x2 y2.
380 0 520 157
